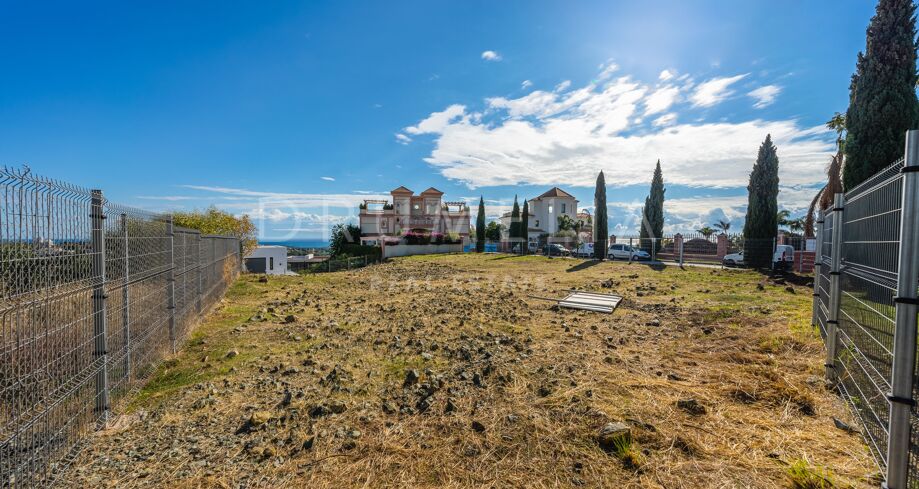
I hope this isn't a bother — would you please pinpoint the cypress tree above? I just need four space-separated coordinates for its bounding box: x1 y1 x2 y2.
593 171 608 260
844 0 919 190
743 135 780 267
475 196 486 252
521 199 529 254
509 196 521 249
639 160 665 253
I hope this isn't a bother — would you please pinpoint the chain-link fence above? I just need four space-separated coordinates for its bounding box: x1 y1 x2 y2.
814 130 919 489
0 167 241 487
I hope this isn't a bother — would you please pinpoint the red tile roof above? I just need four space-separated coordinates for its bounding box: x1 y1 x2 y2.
536 187 575 199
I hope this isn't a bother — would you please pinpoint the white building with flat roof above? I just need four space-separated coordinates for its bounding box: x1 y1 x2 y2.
245 245 288 275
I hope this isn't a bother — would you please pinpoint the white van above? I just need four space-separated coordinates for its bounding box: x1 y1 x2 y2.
608 244 651 261
774 245 795 270
575 242 594 257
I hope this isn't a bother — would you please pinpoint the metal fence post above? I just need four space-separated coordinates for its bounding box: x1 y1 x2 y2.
90 190 109 423
121 213 131 380
825 193 845 384
885 130 919 489
678 238 684 266
196 235 202 314
166 217 177 354
811 210 824 328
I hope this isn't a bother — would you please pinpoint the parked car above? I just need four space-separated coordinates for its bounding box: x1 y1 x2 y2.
575 242 594 257
544 244 571 256
774 244 795 270
722 251 744 267
608 243 651 260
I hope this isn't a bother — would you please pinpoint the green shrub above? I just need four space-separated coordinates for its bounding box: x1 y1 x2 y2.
785 459 834 489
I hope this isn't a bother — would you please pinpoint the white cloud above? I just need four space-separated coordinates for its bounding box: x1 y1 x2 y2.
405 63 834 202
136 195 198 201
395 133 412 144
248 208 351 224
521 80 533 89
470 204 513 220
659 69 674 81
748 85 782 109
643 86 680 115
604 184 820 235
652 113 677 127
487 91 560 118
555 80 572 92
597 60 619 80
421 116 830 189
404 104 466 135
690 74 748 107
481 50 502 61
320 176 335 181
403 64 832 193
180 185 388 209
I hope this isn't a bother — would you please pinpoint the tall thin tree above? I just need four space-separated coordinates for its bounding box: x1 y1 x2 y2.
743 135 780 267
509 195 521 251
593 171 608 260
475 196 486 252
844 0 919 190
521 199 529 254
639 160 665 253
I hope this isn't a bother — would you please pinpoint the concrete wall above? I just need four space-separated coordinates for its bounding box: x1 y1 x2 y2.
382 243 463 259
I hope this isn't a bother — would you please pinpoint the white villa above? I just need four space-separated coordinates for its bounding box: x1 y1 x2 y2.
499 187 580 245
358 186 471 245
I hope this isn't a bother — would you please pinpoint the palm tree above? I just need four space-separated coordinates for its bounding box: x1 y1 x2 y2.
787 217 805 235
696 226 716 239
713 219 731 233
804 113 845 236
776 209 791 229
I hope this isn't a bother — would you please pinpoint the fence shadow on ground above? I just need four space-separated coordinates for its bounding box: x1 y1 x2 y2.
488 254 533 261
636 261 667 272
566 259 602 273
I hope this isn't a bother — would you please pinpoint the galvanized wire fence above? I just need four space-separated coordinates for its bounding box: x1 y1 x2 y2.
612 234 779 268
814 130 919 489
0 167 241 487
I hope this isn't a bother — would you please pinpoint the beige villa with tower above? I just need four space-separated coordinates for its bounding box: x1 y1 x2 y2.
358 186 471 245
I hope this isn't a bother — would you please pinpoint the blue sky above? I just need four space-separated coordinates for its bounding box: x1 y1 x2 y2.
0 1 876 240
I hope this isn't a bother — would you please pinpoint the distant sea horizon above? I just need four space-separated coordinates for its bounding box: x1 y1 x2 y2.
260 239 329 249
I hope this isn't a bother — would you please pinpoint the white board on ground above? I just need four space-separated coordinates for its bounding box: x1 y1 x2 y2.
556 291 622 314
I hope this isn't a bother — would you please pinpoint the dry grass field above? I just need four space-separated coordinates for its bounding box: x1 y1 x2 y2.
64 253 877 488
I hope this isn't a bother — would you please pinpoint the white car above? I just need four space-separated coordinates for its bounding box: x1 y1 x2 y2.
722 251 744 267
608 244 651 260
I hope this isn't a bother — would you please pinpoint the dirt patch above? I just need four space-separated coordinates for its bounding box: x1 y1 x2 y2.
62 254 876 488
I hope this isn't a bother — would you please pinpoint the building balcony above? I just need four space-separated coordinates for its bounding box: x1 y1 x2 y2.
408 216 434 227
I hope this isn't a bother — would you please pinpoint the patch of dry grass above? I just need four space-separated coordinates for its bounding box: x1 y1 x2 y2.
64 254 877 488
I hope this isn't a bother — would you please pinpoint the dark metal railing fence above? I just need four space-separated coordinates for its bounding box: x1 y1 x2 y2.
0 167 240 487
814 129 919 489
289 255 380 273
